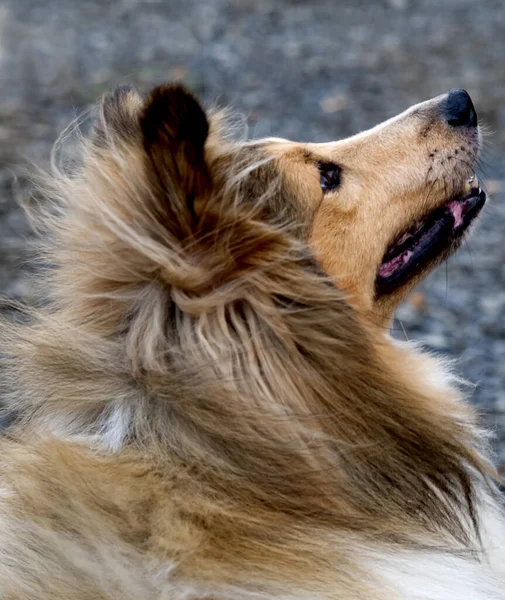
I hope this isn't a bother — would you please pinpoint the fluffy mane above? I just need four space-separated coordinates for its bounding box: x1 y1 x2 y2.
0 84 495 564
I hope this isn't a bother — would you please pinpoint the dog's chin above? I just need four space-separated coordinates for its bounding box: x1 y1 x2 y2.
375 177 486 299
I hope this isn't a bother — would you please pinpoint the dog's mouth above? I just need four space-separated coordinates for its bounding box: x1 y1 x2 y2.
376 176 486 296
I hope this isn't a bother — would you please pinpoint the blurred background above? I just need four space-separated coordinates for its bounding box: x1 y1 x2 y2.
1 0 505 462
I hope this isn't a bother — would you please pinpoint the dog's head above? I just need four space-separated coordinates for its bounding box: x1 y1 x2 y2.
83 84 484 328
242 92 483 330
262 89 484 322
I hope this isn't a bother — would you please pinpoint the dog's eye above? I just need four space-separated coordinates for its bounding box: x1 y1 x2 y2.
319 162 341 192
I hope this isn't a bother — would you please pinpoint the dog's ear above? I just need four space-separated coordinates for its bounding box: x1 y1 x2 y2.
92 84 143 146
139 84 211 235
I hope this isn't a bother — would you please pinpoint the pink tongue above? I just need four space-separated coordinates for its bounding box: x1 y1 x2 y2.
379 249 413 278
447 201 464 227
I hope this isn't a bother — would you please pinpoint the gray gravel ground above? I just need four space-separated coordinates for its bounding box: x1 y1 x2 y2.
1 0 505 462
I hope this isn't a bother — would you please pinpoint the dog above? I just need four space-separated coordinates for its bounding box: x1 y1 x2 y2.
0 83 503 599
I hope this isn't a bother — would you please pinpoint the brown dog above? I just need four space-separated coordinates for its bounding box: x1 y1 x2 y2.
0 84 503 599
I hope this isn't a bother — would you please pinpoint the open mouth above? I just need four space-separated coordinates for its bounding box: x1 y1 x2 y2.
376 176 486 296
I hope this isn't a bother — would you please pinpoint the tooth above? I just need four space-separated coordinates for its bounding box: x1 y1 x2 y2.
463 174 478 194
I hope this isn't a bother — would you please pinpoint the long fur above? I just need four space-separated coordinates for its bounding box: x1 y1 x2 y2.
0 83 503 599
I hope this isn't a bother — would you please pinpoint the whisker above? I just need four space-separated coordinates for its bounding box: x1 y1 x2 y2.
445 259 449 307
464 239 475 270
397 318 409 342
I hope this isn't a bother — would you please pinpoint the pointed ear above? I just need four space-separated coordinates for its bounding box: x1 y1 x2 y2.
139 84 211 226
93 84 143 146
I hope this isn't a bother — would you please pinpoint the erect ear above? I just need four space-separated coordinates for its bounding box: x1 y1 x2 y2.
139 84 211 234
93 84 143 147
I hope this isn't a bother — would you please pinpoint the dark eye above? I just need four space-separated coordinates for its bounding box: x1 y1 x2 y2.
319 162 341 192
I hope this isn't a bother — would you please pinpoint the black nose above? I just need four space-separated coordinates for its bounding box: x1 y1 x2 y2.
444 88 477 127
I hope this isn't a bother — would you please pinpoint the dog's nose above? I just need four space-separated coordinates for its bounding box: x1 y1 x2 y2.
444 88 477 127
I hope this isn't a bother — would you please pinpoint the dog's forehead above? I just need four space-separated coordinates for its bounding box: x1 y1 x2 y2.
246 138 320 164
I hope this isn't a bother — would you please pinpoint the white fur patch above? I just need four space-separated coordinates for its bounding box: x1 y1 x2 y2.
97 401 132 452
373 550 505 600
41 401 132 453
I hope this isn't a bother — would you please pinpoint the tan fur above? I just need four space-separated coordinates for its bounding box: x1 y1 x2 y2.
0 84 502 599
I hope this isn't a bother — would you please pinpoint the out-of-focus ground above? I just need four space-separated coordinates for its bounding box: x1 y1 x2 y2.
1 0 505 460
